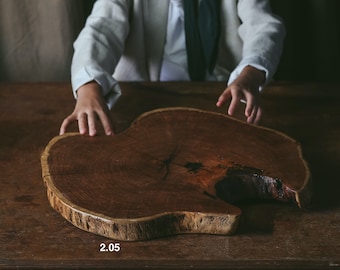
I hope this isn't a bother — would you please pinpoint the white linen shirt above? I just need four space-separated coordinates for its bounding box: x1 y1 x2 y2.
71 0 285 108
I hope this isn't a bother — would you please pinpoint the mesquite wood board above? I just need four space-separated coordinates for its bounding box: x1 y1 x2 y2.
41 108 311 241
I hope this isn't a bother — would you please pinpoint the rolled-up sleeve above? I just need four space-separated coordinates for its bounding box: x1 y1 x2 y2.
228 0 285 88
71 0 131 107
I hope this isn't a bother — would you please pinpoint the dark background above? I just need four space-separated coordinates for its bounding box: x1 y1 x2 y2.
270 0 340 82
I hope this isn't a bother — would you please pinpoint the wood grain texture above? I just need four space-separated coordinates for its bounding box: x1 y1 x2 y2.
41 107 310 241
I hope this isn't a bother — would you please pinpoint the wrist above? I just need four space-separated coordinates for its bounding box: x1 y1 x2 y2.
76 81 101 99
241 65 266 87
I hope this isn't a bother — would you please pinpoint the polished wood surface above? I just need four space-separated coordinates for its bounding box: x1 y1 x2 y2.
0 82 339 269
41 108 310 241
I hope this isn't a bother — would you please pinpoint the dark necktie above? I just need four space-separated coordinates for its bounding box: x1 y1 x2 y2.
183 0 221 81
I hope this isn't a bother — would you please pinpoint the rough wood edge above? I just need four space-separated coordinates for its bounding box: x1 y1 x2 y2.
41 132 240 241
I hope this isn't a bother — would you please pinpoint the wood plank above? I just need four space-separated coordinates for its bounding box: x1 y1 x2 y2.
41 107 310 241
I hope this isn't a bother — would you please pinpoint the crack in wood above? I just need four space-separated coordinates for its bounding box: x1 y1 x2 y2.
161 147 180 180
184 162 203 174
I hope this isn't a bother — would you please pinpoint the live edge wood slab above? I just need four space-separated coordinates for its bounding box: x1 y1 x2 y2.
41 107 311 241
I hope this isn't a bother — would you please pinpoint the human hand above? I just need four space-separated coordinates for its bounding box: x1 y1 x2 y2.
216 65 265 124
59 81 114 136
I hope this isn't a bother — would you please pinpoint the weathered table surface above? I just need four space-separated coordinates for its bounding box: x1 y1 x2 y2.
0 82 339 269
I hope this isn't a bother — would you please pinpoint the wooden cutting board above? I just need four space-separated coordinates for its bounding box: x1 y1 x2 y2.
41 108 311 241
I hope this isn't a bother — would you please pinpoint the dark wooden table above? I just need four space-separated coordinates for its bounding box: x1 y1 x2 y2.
0 82 339 269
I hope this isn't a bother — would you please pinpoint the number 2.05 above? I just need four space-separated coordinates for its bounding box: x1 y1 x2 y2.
99 242 121 252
